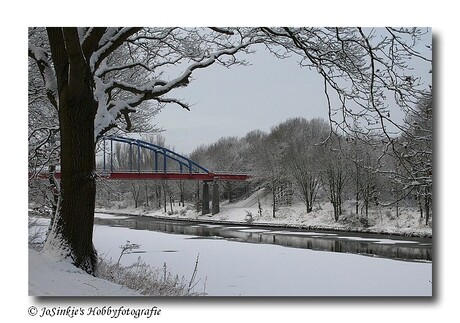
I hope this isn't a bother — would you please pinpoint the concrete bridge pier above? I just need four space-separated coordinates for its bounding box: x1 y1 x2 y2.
202 181 210 215
202 181 220 215
212 181 220 215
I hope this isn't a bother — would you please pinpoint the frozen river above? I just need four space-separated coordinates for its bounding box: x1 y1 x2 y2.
92 214 432 296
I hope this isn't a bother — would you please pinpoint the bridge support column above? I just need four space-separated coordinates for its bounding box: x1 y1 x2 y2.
202 182 210 215
212 181 220 215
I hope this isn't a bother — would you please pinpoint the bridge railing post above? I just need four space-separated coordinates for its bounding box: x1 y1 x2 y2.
102 138 106 173
110 139 113 173
129 143 133 172
137 144 141 173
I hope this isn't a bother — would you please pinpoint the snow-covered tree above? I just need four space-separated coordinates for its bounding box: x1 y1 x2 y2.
253 122 294 218
281 118 329 213
190 136 247 202
28 27 258 273
357 147 379 222
395 94 433 224
28 29 61 223
318 135 351 221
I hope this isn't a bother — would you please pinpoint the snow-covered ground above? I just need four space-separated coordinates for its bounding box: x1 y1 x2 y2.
29 249 140 296
28 217 140 296
24 190 435 322
29 191 431 296
96 188 432 237
29 215 431 297
28 190 431 297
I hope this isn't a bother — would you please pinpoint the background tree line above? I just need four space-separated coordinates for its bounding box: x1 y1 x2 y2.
92 93 432 225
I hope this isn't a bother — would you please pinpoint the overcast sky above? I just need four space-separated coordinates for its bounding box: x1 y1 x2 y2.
154 44 331 155
153 34 431 155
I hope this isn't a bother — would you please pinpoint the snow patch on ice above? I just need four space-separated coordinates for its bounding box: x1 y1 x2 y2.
335 236 419 244
270 231 338 236
94 213 129 219
238 229 271 233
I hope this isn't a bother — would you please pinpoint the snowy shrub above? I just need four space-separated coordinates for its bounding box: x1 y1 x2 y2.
359 217 370 227
96 242 205 296
116 241 140 266
218 214 229 221
96 258 205 296
385 210 396 220
28 218 46 250
245 211 254 224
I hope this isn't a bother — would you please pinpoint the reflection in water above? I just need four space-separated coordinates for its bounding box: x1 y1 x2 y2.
94 216 431 262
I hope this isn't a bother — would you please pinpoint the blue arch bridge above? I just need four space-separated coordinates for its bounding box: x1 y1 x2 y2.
45 136 250 215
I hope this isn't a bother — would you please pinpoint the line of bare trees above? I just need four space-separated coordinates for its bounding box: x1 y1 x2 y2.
187 95 432 224
98 94 432 225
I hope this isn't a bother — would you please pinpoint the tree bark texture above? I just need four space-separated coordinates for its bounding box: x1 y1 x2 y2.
46 28 97 273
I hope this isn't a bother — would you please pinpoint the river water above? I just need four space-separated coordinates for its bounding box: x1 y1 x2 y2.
92 213 432 296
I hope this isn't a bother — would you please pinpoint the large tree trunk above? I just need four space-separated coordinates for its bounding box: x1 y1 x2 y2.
57 82 97 272
44 28 98 274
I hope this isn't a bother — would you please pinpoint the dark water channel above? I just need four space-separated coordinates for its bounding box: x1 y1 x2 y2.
94 214 432 263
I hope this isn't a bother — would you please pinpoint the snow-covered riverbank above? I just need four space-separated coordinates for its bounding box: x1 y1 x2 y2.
95 190 432 238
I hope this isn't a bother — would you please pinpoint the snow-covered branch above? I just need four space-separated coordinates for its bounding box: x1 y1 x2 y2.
128 41 253 108
261 27 431 141
28 44 58 109
93 36 254 139
90 28 142 72
81 27 107 61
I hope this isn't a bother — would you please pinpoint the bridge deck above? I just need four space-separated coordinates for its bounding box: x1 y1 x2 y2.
99 171 249 181
40 171 250 182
